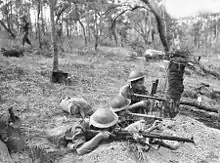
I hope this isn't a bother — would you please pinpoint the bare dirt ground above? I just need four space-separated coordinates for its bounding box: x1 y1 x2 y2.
0 45 220 163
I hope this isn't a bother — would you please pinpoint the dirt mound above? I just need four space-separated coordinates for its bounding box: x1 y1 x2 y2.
56 115 220 163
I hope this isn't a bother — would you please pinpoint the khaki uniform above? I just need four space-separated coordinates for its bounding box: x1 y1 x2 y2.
119 84 148 104
61 119 146 152
21 22 32 46
119 84 150 113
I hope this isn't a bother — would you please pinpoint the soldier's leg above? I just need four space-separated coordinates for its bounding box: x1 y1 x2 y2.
22 34 26 46
25 36 33 47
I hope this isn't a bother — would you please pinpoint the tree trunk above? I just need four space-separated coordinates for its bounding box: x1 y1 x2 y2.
37 0 42 49
0 20 15 39
65 20 69 37
73 2 87 45
142 0 188 118
49 0 59 71
141 0 170 53
79 20 87 45
94 10 99 51
40 3 45 36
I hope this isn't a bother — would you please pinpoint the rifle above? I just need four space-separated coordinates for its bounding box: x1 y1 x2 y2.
114 129 195 144
127 112 169 121
87 128 195 144
133 93 166 101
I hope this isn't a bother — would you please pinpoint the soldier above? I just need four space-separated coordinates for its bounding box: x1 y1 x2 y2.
20 15 32 48
59 97 94 119
110 95 180 150
110 95 132 127
55 108 119 155
49 107 155 155
119 69 150 114
48 106 181 155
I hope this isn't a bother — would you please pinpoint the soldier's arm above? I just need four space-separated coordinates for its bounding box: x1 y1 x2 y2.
119 85 129 99
76 132 107 155
127 101 149 111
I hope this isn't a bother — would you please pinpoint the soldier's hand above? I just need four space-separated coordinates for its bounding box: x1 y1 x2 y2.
133 133 143 141
138 100 150 107
101 131 112 140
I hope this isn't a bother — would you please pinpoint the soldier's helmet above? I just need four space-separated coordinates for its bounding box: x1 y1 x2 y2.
127 70 145 82
110 95 131 113
89 108 118 128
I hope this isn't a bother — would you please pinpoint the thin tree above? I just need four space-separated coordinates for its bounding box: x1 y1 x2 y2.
49 0 59 71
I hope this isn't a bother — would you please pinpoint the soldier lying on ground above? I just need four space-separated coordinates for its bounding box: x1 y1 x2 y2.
119 69 151 114
48 106 180 155
60 97 93 118
110 95 180 150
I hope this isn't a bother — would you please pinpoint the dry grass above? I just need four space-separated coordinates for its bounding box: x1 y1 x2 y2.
0 45 220 162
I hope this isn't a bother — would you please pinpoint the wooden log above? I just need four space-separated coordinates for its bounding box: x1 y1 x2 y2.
0 140 14 163
180 100 219 113
188 59 220 80
133 94 219 113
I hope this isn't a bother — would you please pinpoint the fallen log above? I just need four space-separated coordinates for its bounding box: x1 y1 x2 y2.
134 94 219 113
180 100 219 113
187 59 220 80
184 82 220 100
196 62 220 80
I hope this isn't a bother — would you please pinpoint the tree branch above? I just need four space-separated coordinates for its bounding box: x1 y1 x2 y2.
110 6 148 30
55 4 69 24
141 0 170 53
0 20 15 38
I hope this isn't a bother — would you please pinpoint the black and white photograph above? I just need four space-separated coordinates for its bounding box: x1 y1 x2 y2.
0 0 220 162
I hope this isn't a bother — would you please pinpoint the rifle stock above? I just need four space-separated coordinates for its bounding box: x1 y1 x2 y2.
127 112 169 120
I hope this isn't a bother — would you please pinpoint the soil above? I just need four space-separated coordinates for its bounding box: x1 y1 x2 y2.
0 46 220 163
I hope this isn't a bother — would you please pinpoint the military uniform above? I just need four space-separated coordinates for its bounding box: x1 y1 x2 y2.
49 105 180 155
119 84 149 105
110 95 180 150
57 108 119 155
20 15 32 47
119 70 150 114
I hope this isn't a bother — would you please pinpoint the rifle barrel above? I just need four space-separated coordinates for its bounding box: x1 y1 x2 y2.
128 112 166 120
133 94 166 101
141 132 194 143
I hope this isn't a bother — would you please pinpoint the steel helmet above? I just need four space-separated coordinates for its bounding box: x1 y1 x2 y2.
127 70 145 82
89 108 118 128
110 95 131 112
